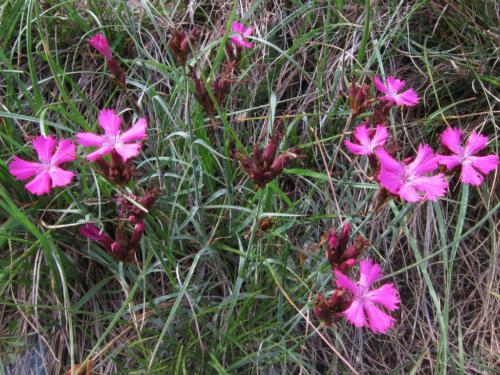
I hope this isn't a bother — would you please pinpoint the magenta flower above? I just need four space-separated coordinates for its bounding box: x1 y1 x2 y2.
438 128 499 186
376 144 448 202
345 124 388 155
335 259 400 334
228 21 254 48
374 76 419 107
76 109 147 162
88 33 112 60
9 135 75 195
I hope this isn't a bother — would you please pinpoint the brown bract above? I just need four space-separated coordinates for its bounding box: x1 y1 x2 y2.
314 290 351 326
95 150 135 185
236 128 299 189
169 28 199 66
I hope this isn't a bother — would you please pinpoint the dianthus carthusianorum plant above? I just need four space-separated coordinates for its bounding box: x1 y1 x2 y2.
1 3 499 373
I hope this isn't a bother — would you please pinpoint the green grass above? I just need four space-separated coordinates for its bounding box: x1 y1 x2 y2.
0 0 498 374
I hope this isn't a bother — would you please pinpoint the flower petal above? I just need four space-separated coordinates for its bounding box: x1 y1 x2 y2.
465 132 488 155
343 300 366 327
32 135 57 163
353 124 371 145
115 143 142 161
243 27 254 36
49 167 74 187
371 125 388 148
98 108 122 136
376 149 404 193
345 140 371 155
374 76 389 96
394 89 419 106
120 118 147 143
51 139 76 165
365 283 400 311
469 154 499 175
9 157 43 180
398 183 422 202
385 76 405 93
334 270 358 294
408 144 438 176
25 171 51 195
76 132 106 147
412 174 448 201
438 154 462 170
461 162 484 186
364 303 395 334
440 127 463 154
238 40 254 48
231 22 245 34
86 145 113 161
88 33 112 60
359 259 381 288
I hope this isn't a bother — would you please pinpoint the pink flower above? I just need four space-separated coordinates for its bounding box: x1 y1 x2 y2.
76 109 147 162
345 124 388 155
438 128 499 186
376 144 448 202
9 135 75 195
228 21 254 48
335 259 400 334
374 76 419 107
88 33 112 60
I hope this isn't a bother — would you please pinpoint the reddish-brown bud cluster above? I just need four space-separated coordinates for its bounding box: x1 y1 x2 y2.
324 223 369 272
115 187 160 224
348 81 372 116
169 28 199 66
189 64 234 116
313 290 351 326
347 79 395 127
80 188 159 262
95 150 135 185
236 128 299 189
80 222 144 262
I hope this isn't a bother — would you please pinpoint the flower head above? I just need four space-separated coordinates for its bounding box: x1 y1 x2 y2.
169 28 199 66
9 135 75 195
76 109 147 162
374 76 419 107
236 127 299 189
88 33 112 60
438 128 499 186
348 81 371 115
335 259 400 334
376 144 448 202
345 124 388 156
324 223 369 272
228 21 254 48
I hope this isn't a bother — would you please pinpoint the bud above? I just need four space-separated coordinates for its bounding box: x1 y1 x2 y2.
324 222 364 272
337 223 351 253
348 81 371 116
237 130 299 189
80 223 113 252
262 142 278 166
129 221 145 249
169 28 199 66
313 289 351 326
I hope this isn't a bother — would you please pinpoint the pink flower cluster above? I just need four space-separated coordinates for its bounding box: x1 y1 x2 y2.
344 76 498 202
314 223 400 334
8 109 147 195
